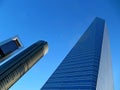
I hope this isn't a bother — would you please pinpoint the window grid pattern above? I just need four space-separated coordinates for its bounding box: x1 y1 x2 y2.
0 41 47 90
41 18 105 90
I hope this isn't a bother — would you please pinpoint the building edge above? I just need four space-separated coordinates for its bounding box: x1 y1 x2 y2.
96 23 114 90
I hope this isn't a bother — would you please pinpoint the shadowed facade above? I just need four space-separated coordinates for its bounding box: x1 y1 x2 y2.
0 36 22 62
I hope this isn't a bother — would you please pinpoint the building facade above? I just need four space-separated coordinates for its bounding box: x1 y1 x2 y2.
41 17 114 90
0 40 48 90
0 36 22 62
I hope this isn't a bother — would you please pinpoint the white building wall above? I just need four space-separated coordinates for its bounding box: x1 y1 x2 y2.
96 24 114 90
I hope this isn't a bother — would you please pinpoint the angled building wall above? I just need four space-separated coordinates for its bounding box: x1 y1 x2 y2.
96 24 114 90
41 17 114 90
0 36 22 62
0 40 48 90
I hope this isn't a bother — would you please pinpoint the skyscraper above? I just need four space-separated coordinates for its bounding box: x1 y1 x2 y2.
0 36 22 62
0 40 48 90
41 17 114 90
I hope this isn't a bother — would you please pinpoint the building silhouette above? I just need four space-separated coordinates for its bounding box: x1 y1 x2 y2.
0 36 22 62
0 40 48 90
41 17 114 90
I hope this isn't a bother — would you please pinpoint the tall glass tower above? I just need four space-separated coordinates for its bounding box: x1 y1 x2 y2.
0 40 48 90
41 17 114 90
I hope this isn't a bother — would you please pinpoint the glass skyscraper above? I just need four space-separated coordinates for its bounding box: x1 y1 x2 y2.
0 40 48 90
41 17 114 90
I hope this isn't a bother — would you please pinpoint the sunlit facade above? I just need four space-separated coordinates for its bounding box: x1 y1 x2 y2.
41 17 114 90
0 40 48 90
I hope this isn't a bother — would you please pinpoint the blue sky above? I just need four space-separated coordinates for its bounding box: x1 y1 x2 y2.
0 0 119 90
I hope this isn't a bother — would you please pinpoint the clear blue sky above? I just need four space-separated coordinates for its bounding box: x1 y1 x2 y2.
0 0 119 90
